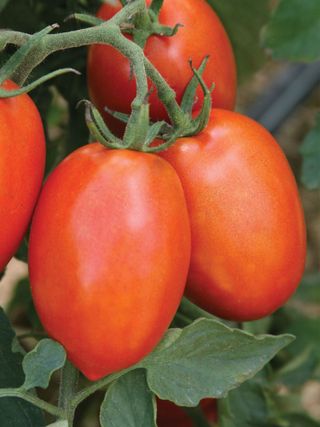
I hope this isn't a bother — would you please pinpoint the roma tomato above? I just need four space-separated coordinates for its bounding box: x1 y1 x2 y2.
87 0 236 134
157 398 217 427
29 145 191 380
0 80 45 271
160 109 306 321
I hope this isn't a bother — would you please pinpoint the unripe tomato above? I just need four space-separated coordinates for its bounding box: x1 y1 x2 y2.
29 145 191 380
87 0 236 134
0 80 45 271
160 109 306 321
157 398 217 427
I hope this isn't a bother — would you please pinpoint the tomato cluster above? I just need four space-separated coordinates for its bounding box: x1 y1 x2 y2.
1 0 306 383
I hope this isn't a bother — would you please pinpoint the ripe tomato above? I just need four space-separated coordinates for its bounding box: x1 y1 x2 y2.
87 0 236 134
29 145 191 380
160 109 306 321
0 80 45 271
157 398 217 427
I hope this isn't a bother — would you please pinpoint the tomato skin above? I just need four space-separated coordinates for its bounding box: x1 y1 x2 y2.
29 145 191 380
157 398 217 427
160 109 306 321
0 80 45 271
87 0 236 134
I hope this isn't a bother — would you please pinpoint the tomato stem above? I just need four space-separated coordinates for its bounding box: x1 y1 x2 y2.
0 388 64 418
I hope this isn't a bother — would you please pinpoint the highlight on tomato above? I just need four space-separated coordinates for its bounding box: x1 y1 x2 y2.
29 144 191 380
160 109 306 321
87 0 237 134
0 80 45 272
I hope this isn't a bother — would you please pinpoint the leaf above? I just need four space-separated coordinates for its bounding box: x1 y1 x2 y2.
262 0 320 62
300 114 320 189
206 0 270 82
218 375 271 427
282 310 320 361
142 319 294 406
0 308 44 426
22 339 66 390
100 369 156 427
275 347 318 387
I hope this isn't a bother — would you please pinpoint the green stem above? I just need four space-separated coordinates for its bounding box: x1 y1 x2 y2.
0 388 64 418
144 57 188 128
58 361 79 410
58 361 80 426
0 30 30 50
0 0 185 129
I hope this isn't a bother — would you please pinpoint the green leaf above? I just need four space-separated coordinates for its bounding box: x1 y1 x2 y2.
142 319 294 406
262 0 320 62
22 339 66 390
218 375 271 427
300 115 320 189
100 369 156 427
0 308 44 426
275 347 318 387
206 0 270 82
282 310 320 361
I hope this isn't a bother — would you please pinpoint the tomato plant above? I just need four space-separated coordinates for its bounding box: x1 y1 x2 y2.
29 144 191 380
157 398 217 427
160 109 306 321
0 80 45 272
87 0 237 133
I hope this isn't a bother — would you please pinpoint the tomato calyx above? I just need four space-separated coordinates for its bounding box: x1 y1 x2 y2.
120 0 183 48
89 55 213 153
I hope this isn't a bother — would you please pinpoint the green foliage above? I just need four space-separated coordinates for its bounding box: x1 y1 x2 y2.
262 0 320 62
0 309 44 426
300 114 320 190
22 339 66 390
100 370 156 427
219 374 272 427
207 0 270 82
141 319 293 405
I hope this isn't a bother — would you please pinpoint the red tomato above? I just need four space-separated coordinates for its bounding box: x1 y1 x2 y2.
0 80 45 271
160 109 306 321
87 0 236 134
29 145 191 380
157 398 217 427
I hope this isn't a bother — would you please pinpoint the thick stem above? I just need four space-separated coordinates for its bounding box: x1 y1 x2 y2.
0 389 64 418
0 30 30 50
58 361 80 426
0 0 185 129
58 361 79 410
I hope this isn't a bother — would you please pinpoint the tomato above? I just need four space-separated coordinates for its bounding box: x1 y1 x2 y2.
160 109 306 321
157 398 217 427
0 80 45 271
87 0 236 134
29 145 191 380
